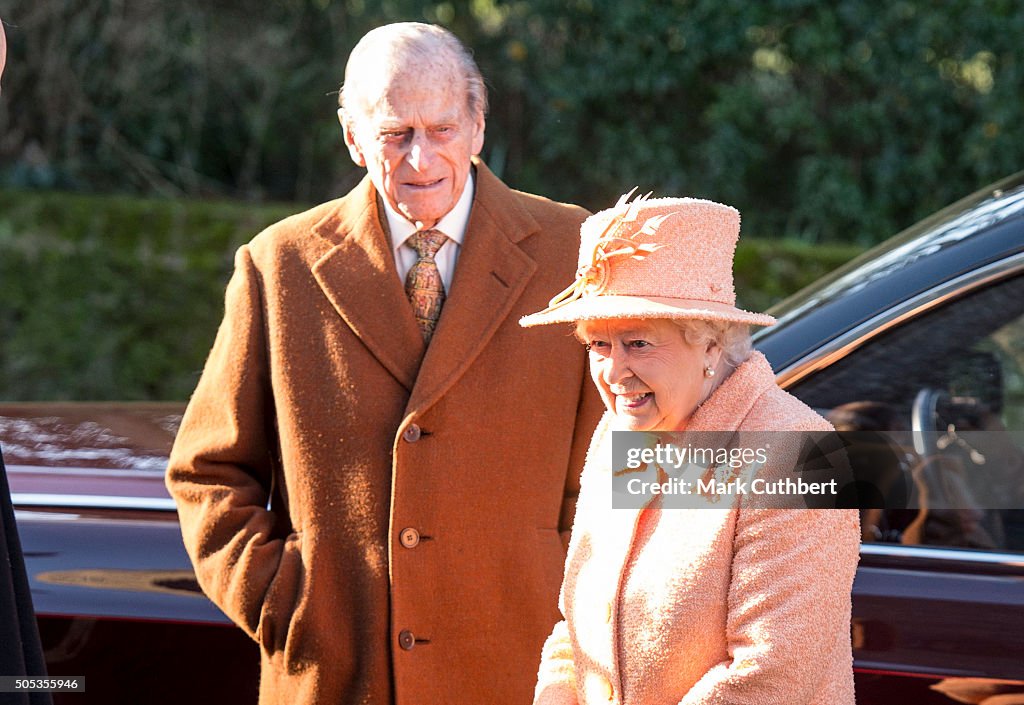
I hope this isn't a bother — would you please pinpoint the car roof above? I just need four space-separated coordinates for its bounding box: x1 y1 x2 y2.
755 171 1024 374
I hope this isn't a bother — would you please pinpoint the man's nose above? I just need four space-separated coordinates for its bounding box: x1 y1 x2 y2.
407 132 433 170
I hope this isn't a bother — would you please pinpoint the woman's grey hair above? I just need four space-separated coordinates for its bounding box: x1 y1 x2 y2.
571 317 752 370
338 22 487 122
671 319 752 369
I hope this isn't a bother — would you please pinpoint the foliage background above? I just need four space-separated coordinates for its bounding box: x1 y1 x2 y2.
3 0 1020 242
0 0 1020 399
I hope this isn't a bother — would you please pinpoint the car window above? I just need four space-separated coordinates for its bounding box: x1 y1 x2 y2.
790 271 1024 552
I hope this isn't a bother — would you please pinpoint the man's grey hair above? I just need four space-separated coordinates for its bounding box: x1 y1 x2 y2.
338 22 487 123
671 318 753 369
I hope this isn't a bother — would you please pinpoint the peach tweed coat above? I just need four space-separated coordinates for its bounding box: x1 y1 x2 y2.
166 160 604 705
534 352 860 705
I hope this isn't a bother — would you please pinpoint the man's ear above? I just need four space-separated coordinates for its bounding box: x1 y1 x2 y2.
339 108 366 167
470 110 485 156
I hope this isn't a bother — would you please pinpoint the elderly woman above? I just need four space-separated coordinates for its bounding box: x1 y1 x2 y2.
520 193 860 705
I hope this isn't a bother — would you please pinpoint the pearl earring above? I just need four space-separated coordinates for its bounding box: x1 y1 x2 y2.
704 364 716 378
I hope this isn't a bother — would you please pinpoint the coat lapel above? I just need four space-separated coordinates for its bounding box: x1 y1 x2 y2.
311 178 426 391
685 352 775 434
582 416 648 614
405 162 538 415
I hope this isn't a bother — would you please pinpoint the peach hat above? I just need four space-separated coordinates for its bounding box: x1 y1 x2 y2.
520 189 775 328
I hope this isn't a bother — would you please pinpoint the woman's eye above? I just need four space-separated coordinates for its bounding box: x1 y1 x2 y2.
586 340 608 353
629 340 650 349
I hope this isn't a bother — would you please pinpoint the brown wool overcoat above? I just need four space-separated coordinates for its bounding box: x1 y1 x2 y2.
167 160 604 705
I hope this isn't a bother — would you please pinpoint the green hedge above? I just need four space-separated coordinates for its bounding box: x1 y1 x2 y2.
0 190 862 401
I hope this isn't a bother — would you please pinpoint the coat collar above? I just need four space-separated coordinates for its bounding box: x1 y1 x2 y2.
685 351 777 434
309 159 540 404
310 176 426 391
406 159 539 414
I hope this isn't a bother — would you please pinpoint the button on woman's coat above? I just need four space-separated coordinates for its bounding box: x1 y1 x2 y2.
534 352 861 705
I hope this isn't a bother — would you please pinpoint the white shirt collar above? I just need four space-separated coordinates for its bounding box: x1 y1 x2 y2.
383 170 475 251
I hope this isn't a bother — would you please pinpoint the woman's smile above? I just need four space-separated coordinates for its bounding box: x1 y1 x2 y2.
617 392 652 410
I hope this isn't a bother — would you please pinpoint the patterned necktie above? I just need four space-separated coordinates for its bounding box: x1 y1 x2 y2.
404 229 449 342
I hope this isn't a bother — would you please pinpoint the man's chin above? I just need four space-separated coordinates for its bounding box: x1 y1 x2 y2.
398 203 451 228
398 180 456 211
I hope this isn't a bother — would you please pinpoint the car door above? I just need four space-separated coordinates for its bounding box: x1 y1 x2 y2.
784 267 1024 704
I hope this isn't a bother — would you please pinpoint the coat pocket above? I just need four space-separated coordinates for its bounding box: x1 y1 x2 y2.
255 531 306 662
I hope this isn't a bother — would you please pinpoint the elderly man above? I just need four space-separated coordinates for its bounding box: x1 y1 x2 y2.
167 22 602 705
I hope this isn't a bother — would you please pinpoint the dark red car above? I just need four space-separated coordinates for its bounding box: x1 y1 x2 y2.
2 405 257 704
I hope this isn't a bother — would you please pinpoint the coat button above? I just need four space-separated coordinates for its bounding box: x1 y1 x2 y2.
402 424 422 443
601 675 614 701
398 630 416 650
400 528 420 548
